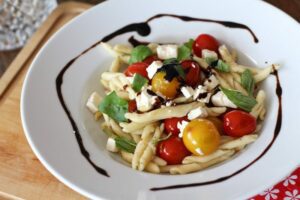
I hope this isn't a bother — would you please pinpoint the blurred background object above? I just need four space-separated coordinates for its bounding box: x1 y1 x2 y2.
0 0 57 50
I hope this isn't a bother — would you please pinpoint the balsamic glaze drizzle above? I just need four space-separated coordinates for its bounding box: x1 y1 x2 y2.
151 70 282 191
55 13 278 183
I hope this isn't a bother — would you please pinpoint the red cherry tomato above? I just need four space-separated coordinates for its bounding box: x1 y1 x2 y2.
128 100 137 112
164 116 188 136
143 55 160 65
157 136 191 165
223 110 256 137
192 34 219 57
181 60 201 87
124 62 149 78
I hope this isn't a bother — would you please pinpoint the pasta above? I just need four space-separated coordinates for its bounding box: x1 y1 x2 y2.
86 33 279 175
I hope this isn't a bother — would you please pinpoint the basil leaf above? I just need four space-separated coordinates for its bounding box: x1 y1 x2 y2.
115 137 136 153
132 74 148 92
184 39 194 49
152 133 172 145
177 39 194 61
163 58 179 65
221 87 257 112
177 45 191 61
98 91 128 122
129 45 153 64
241 69 255 96
215 60 230 72
174 65 186 79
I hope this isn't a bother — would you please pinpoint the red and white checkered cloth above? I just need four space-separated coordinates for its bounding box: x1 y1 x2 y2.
251 167 300 200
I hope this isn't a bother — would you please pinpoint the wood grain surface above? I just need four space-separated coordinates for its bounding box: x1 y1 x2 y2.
0 2 90 200
0 1 299 200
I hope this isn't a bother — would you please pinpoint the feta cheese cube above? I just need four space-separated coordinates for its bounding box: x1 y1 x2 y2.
204 75 219 91
180 86 194 98
193 85 207 100
136 89 158 112
211 91 237 108
187 107 208 120
157 44 178 60
177 120 189 138
202 49 218 60
106 138 119 152
86 92 102 114
146 61 163 79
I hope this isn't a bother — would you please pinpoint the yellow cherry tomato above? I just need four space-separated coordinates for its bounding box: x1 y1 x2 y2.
151 71 180 99
183 119 220 156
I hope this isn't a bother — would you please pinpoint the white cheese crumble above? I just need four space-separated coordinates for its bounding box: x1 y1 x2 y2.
187 107 208 120
146 61 163 79
136 89 158 112
180 86 194 98
177 120 189 138
211 91 237 108
106 138 119 152
193 85 207 100
157 44 178 60
204 75 219 91
202 49 218 60
86 92 102 114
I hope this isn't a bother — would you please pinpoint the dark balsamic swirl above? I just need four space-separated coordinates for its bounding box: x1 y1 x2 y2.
55 13 278 186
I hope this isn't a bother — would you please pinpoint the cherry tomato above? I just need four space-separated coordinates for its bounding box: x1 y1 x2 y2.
124 62 149 78
143 55 160 65
183 119 220 156
151 71 180 99
164 116 188 136
223 110 256 137
128 100 137 112
157 136 191 165
192 34 219 57
181 60 201 87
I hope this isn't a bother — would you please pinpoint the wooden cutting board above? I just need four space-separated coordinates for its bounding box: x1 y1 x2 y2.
0 2 92 199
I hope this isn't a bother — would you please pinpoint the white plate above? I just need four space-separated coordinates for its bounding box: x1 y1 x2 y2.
21 0 300 199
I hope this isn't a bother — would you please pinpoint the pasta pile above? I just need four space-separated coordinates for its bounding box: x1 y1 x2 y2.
86 37 279 175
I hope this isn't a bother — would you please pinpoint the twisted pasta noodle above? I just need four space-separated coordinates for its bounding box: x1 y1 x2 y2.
250 90 266 119
161 150 235 175
173 96 193 103
132 124 156 169
115 91 130 100
109 118 132 139
121 151 160 173
148 43 159 53
220 134 258 150
113 44 133 54
205 107 227 117
125 102 204 123
109 56 122 72
220 135 234 144
153 156 167 166
182 149 234 164
217 72 248 95
100 79 109 89
213 70 233 89
193 56 209 69
131 134 141 143
231 49 238 62
100 42 118 57
138 127 162 171
119 55 130 64
254 64 280 83
120 122 150 133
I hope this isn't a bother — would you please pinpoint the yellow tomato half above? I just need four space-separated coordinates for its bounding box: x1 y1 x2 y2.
151 71 180 99
183 119 220 156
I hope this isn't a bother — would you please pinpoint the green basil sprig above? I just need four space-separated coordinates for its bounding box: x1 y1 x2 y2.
132 74 148 92
241 69 255 96
129 45 153 64
177 39 194 61
115 137 136 153
98 91 128 122
221 87 257 112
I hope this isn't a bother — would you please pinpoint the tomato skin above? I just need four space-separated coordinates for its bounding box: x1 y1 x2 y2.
223 110 256 137
157 136 191 165
124 62 149 78
151 71 180 99
143 55 160 64
164 116 188 136
181 60 201 87
192 34 219 57
183 119 220 156
128 100 137 112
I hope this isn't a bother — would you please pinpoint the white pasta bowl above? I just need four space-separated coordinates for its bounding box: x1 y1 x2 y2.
21 0 300 199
